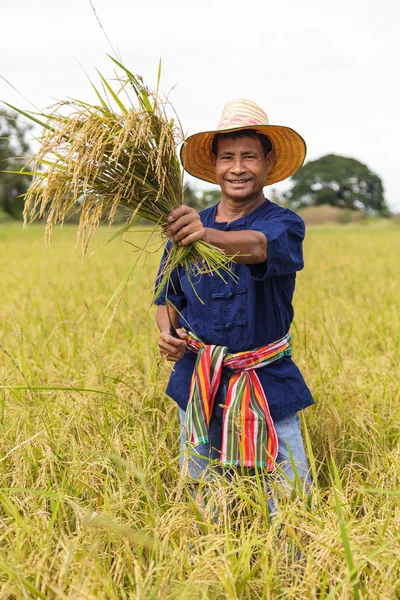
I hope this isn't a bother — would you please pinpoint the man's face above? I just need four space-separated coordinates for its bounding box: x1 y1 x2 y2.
212 135 275 204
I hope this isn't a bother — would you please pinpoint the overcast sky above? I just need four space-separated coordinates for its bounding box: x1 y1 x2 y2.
1 0 399 211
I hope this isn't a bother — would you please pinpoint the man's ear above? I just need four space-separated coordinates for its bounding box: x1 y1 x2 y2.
266 150 276 170
211 152 217 167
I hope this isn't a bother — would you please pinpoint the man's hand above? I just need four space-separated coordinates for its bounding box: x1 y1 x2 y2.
167 206 205 246
158 328 188 362
166 206 267 264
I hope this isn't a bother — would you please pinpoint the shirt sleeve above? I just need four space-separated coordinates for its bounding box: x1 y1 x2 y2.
247 213 305 280
154 241 187 310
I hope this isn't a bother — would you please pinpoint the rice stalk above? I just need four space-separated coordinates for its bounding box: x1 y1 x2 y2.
7 56 234 303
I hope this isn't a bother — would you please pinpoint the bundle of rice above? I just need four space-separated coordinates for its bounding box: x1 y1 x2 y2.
6 57 233 301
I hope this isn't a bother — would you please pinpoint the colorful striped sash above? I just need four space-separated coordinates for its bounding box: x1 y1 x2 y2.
185 332 292 469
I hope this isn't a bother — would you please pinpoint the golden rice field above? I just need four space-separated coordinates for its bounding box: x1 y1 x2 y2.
0 220 399 599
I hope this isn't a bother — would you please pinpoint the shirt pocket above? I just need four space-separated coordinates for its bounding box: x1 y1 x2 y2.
211 285 249 350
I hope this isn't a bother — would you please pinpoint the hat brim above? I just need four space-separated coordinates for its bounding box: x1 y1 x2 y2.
180 124 307 186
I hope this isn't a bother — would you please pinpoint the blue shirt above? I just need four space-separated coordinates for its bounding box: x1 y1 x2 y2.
155 198 314 420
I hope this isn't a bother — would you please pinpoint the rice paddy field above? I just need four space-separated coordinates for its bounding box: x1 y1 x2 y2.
0 220 399 599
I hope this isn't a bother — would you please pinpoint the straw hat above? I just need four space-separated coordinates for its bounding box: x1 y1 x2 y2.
180 99 306 186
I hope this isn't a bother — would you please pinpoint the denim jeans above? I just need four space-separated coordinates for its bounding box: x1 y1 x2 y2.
178 371 311 490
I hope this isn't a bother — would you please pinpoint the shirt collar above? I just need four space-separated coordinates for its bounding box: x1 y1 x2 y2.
210 198 270 229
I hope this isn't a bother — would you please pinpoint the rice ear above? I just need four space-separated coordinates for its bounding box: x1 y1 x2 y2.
19 58 235 303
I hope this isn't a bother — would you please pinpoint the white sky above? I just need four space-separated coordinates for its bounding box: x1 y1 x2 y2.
1 0 399 211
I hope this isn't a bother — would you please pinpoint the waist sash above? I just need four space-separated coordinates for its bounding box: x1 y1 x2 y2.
185 331 292 469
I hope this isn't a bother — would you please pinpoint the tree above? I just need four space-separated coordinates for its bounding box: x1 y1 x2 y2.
0 110 33 219
287 154 389 216
184 184 221 211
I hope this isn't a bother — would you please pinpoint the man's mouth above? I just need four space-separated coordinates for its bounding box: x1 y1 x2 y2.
227 179 250 184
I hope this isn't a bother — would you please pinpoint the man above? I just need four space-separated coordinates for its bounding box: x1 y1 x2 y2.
155 99 313 488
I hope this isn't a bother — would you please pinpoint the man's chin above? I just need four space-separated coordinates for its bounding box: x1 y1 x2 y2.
224 187 254 201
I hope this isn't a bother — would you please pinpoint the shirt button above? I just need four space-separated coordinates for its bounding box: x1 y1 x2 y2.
226 291 233 298
224 224 229 231
224 322 232 330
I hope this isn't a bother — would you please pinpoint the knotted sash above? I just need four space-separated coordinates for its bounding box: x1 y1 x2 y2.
185 332 292 469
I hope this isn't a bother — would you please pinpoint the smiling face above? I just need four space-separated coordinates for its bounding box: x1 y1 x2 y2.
212 134 275 206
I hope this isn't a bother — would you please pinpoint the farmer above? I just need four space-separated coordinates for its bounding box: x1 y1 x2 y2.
155 99 313 491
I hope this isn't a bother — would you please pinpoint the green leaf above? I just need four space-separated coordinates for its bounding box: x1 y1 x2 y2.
0 560 49 599
108 55 134 77
94 215 142 251
89 79 110 112
362 487 400 497
331 456 361 600
107 55 152 112
155 58 162 104
1 101 54 131
0 488 60 498
96 70 128 115
326 535 400 599
0 169 35 177
0 385 116 396
100 259 139 317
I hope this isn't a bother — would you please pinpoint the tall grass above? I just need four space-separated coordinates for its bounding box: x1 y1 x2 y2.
0 222 399 599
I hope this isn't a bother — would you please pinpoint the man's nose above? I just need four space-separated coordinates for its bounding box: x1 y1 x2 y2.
230 157 246 174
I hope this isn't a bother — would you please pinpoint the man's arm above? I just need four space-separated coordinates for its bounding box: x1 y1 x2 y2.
166 206 267 264
156 304 188 362
203 228 266 264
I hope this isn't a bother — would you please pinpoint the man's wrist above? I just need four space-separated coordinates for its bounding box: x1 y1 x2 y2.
203 227 213 245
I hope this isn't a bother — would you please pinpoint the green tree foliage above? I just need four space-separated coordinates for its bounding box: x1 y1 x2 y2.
0 110 33 219
287 154 389 216
184 184 221 211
